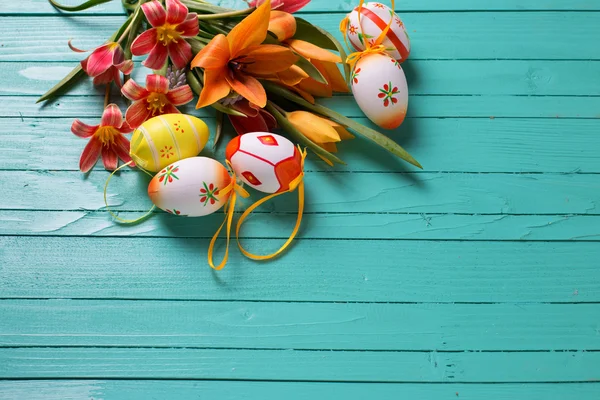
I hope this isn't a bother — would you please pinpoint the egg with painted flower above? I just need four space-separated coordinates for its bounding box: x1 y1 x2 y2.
345 2 410 63
129 114 209 173
147 157 232 217
351 52 408 130
226 132 302 194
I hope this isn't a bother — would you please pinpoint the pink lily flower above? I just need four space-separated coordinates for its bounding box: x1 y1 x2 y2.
131 0 199 70
248 0 310 13
81 42 134 87
121 74 194 128
225 97 277 135
71 104 133 173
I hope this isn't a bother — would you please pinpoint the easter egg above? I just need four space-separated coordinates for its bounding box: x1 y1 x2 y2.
129 114 209 173
351 53 408 130
225 132 302 194
346 2 410 62
147 157 232 217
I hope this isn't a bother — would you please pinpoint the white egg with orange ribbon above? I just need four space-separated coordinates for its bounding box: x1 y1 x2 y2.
147 157 232 217
351 52 408 130
345 2 410 63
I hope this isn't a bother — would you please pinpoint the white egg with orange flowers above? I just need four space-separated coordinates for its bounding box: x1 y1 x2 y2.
345 1 410 63
147 157 232 217
226 132 303 194
351 53 408 130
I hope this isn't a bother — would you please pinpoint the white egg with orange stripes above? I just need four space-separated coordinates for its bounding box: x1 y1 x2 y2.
225 132 303 194
345 2 410 63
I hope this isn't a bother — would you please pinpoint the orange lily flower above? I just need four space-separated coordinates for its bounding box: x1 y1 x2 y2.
191 0 298 109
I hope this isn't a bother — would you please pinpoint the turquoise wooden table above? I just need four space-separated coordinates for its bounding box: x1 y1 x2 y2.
1 0 600 398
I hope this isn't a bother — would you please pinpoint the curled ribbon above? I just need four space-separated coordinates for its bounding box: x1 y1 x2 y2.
236 146 307 261
103 161 156 224
341 0 396 69
208 161 250 270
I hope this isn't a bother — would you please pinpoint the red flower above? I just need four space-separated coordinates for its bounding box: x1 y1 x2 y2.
225 97 277 135
81 42 133 87
71 104 133 172
249 0 310 13
121 74 194 128
131 0 199 70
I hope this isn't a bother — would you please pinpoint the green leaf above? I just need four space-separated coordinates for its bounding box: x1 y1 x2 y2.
36 65 86 103
264 82 422 169
210 102 247 118
266 102 345 166
294 55 327 84
49 0 113 12
213 110 224 151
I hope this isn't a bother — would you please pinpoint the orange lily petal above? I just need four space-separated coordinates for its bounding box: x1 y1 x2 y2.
226 71 267 108
321 118 354 140
268 11 296 41
315 60 350 93
297 76 332 98
320 142 338 152
227 0 271 58
286 39 342 63
275 65 309 86
241 45 298 75
196 68 231 108
191 34 230 70
288 111 341 144
286 84 315 103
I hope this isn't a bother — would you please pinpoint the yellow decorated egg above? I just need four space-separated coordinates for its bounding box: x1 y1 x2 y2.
130 114 209 172
346 2 410 62
225 132 302 194
351 53 408 130
147 157 232 217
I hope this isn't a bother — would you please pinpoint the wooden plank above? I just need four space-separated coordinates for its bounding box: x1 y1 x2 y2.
5 61 600 96
2 117 600 173
1 170 598 214
1 347 599 382
3 0 600 14
2 13 600 60
1 237 597 303
1 300 599 350
2 381 599 400
2 210 599 241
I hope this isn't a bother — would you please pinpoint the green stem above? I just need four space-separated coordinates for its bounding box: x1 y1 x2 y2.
104 83 111 108
196 8 253 20
116 3 142 44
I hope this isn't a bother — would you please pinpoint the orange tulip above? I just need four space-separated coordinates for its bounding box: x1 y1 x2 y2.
287 111 354 166
268 11 296 41
191 0 298 109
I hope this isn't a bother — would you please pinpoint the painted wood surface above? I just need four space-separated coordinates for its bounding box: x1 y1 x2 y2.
1 0 599 399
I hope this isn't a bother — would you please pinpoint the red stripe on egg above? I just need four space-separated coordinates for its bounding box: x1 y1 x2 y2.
359 7 409 61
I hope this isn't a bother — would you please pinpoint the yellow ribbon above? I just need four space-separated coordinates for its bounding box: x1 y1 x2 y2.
236 147 307 261
207 162 250 270
103 160 157 224
341 0 396 69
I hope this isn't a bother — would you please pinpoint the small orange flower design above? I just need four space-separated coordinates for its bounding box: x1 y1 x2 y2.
395 17 404 28
160 145 174 159
349 24 358 35
373 3 385 8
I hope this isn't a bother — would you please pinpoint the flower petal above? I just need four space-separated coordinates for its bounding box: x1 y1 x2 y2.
142 43 169 70
231 99 260 117
226 71 267 108
229 113 270 135
288 111 341 143
275 65 308 86
146 74 170 94
191 34 230 70
166 84 193 106
168 40 192 70
116 59 134 75
196 68 231 108
176 14 200 37
92 67 117 86
101 104 124 127
241 45 298 75
297 76 332 98
268 11 296 41
227 0 271 57
71 119 99 138
125 101 152 128
166 0 189 25
260 109 277 130
113 134 133 164
79 136 102 172
286 39 342 63
141 0 166 27
279 0 310 13
131 28 158 56
102 146 119 170
82 43 118 77
315 60 349 93
121 79 149 101
162 103 180 115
